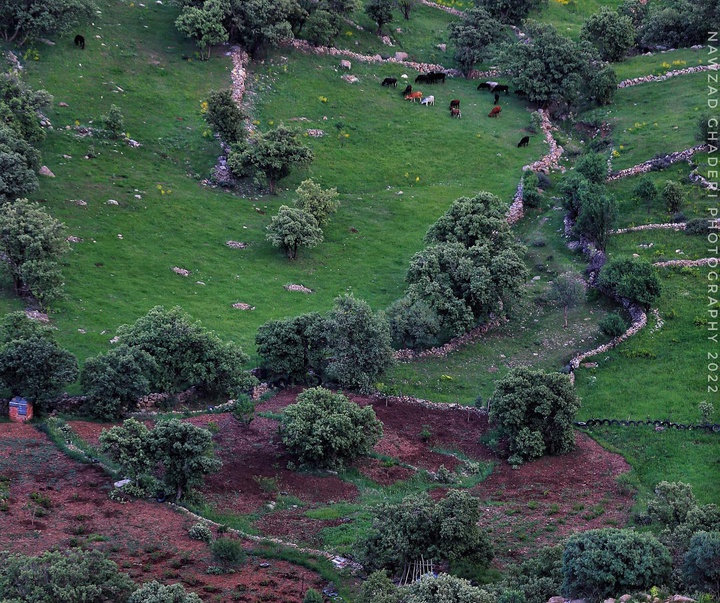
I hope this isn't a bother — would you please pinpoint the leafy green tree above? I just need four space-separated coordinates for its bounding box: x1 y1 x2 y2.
499 544 564 603
638 0 715 49
597 258 661 309
365 0 394 35
114 305 255 398
0 72 53 145
228 126 313 193
229 0 299 54
98 418 154 480
266 205 323 259
303 9 341 45
588 66 617 106
0 336 78 412
81 344 157 420
598 312 627 337
574 189 618 251
559 172 591 220
448 8 504 74
0 150 39 202
281 386 384 468
255 312 327 383
474 0 545 24
0 124 41 171
303 588 324 603
0 311 53 343
323 294 395 392
575 153 607 184
634 176 657 215
396 0 418 20
386 295 441 350
549 273 585 328
294 178 339 226
580 7 635 61
205 89 246 144
0 198 69 307
698 113 718 146
498 22 599 106
618 0 648 30
175 0 230 60
358 570 400 603
149 418 222 501
402 573 494 603
490 367 579 464
323 0 360 17
683 531 720 597
0 0 95 46
100 104 124 138
406 242 528 336
0 548 134 603
561 529 672 602
647 481 698 530
660 179 684 214
128 581 203 603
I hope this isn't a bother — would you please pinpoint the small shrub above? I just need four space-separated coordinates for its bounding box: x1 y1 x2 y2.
599 312 627 337
211 538 246 566
232 395 255 425
685 218 710 236
303 588 324 603
435 465 458 484
189 523 213 543
100 104 124 138
660 180 684 214
683 531 720 598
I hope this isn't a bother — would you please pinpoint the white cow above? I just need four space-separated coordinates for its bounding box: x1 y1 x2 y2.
421 95 435 106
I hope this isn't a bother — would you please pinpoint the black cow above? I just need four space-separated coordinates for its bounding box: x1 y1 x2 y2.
514 89 527 97
517 135 530 148
74 34 85 49
415 74 430 84
401 84 412 96
493 92 500 104
492 84 509 95
477 82 492 91
381 77 397 87
428 71 446 84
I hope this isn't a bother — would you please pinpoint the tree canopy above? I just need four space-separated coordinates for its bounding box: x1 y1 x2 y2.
597 258 662 309
175 0 230 60
448 8 504 74
266 205 323 259
580 7 635 61
0 0 95 46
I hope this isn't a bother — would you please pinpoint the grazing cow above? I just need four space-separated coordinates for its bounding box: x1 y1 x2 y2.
450 107 461 118
74 34 85 49
492 84 509 95
477 82 492 91
340 59 351 70
401 84 412 96
381 77 397 87
421 95 435 106
415 74 430 84
517 135 530 147
405 91 423 102
493 92 500 104
428 71 446 84
488 106 502 117
449 99 460 110
514 89 527 97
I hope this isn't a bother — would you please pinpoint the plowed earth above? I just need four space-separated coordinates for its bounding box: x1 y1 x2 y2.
0 387 633 601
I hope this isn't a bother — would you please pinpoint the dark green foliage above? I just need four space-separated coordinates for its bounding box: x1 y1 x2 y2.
0 198 69 308
497 23 600 106
598 312 628 337
386 295 441 350
618 0 648 29
294 178 339 226
281 386 383 468
228 0 298 55
114 305 255 399
303 588 324 603
575 153 607 185
638 0 716 49
359 490 492 573
210 537 246 566
660 180 684 214
128 581 203 603
231 394 256 425
149 419 223 501
683 531 720 597
574 189 618 251
365 0 393 34
598 258 662 309
255 312 327 384
0 548 134 603
266 205 323 259
81 344 157 420
0 0 95 46
228 126 313 194
100 104 124 138
448 8 504 74
0 149 39 203
559 172 591 220
0 336 78 411
323 294 394 392
685 218 710 236
303 9 341 46
0 123 41 170
0 72 52 145
358 570 400 603
697 113 718 146
647 480 698 530
175 0 229 60
205 89 246 144
0 311 53 344
561 529 672 602
490 367 580 463
402 573 494 603
474 0 546 25
587 67 617 106
580 7 635 61
634 176 657 214
500 544 564 603
98 418 154 479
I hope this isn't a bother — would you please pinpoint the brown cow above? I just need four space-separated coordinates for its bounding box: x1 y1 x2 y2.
449 99 460 110
450 107 461 118
405 91 423 102
488 106 502 118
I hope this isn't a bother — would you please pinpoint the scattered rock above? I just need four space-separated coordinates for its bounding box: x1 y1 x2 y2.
62 154 72 159
306 129 325 137
394 51 408 61
74 199 87 206
25 310 49 323
106 199 119 205
284 284 313 293
58 102 69 107
341 74 359 83
226 241 248 249
172 267 190 276
67 236 83 243
39 166 55 177
232 302 255 310
436 44 446 52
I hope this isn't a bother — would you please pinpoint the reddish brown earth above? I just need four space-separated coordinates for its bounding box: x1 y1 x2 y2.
0 387 634 600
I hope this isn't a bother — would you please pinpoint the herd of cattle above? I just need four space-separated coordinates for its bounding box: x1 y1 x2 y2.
379 72 531 147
